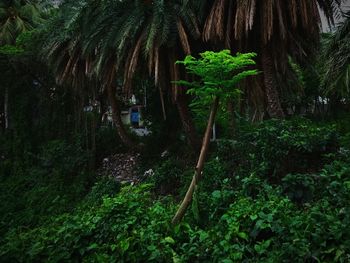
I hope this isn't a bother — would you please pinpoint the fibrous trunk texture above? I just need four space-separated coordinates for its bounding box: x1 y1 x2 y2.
4 86 9 129
107 85 139 150
261 45 285 118
176 93 200 151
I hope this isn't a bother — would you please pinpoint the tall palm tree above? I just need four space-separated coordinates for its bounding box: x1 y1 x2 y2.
202 0 341 118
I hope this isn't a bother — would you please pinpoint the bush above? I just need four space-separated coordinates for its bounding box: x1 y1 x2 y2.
216 118 339 181
0 139 92 235
282 173 316 204
0 184 178 262
149 156 191 195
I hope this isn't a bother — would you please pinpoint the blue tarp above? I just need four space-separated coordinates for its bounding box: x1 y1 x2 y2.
131 111 140 123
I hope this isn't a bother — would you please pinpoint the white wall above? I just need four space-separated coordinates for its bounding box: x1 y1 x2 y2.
320 0 350 32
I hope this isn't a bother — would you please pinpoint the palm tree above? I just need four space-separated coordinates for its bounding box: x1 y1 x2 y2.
84 0 203 149
322 10 350 99
0 0 46 129
46 0 203 150
202 0 341 118
42 1 144 149
43 0 146 150
0 0 45 45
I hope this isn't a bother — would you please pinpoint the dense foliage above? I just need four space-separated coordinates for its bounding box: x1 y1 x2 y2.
1 118 350 262
1 0 350 262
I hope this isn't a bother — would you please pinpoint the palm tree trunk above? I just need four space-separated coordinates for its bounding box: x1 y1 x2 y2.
159 85 167 120
4 86 9 129
261 46 285 118
172 96 219 224
107 85 139 150
176 93 200 151
90 111 97 170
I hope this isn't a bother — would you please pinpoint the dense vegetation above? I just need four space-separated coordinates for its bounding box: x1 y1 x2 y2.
1 0 350 262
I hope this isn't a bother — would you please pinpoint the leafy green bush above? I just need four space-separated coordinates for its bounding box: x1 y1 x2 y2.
182 184 350 262
81 177 120 208
37 140 89 178
282 173 316 203
149 157 192 195
217 118 339 181
0 184 178 262
0 139 92 235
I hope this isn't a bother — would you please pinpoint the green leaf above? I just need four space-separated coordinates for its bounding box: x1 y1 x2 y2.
110 244 117 252
335 249 344 261
250 215 258 221
254 240 271 255
199 231 209 242
120 240 130 253
212 190 221 199
164 236 175 244
237 232 248 241
87 243 98 251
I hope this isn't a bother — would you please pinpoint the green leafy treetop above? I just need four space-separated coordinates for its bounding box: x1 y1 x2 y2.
176 50 259 106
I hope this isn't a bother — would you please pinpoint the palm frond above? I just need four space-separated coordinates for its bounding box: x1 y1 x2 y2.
322 10 350 95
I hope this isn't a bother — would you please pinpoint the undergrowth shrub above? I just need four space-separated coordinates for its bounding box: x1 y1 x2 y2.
149 156 192 195
282 173 316 203
0 184 178 262
0 139 92 235
216 118 339 182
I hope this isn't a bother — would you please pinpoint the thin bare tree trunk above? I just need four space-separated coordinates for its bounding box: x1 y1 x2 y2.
172 96 219 224
107 85 139 150
4 86 9 129
176 93 200 151
261 45 285 118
